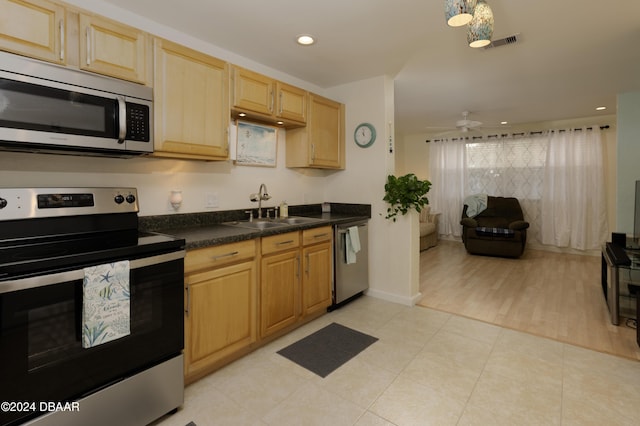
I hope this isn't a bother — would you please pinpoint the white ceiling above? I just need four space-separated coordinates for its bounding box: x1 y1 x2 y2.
102 0 640 135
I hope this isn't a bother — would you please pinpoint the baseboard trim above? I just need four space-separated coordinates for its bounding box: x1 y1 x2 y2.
365 288 423 306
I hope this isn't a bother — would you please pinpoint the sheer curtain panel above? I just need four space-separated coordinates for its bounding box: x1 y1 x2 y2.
540 127 608 250
428 138 466 237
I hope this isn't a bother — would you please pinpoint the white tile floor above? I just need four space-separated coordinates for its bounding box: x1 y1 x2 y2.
154 296 640 426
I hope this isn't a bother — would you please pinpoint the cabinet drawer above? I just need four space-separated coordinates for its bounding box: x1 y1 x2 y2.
302 226 332 246
261 231 300 255
185 239 256 273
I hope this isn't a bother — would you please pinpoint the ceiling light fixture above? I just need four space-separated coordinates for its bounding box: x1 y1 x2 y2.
296 34 315 46
467 0 494 48
445 0 477 27
596 106 607 111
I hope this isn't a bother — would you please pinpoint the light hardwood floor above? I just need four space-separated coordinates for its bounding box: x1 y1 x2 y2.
418 240 640 360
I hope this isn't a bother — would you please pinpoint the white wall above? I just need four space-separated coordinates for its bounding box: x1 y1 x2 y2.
325 75 420 305
0 134 329 216
617 91 640 236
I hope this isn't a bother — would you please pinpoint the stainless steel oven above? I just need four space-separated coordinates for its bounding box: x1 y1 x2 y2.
0 188 185 426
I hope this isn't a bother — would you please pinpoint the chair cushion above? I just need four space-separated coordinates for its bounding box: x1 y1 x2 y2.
419 206 431 222
420 221 436 237
476 227 515 238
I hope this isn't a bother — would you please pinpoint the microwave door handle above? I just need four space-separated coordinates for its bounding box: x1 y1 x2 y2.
117 96 127 144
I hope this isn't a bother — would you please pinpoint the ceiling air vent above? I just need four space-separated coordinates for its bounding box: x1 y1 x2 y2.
484 33 520 49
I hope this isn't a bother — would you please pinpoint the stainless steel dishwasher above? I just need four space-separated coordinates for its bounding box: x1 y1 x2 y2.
331 220 369 309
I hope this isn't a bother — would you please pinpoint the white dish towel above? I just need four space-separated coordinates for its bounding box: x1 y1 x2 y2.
345 226 361 264
82 260 131 348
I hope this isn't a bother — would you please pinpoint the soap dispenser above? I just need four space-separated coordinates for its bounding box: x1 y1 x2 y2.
280 201 288 218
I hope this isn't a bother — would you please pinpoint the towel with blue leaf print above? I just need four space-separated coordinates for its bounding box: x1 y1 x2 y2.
82 260 131 348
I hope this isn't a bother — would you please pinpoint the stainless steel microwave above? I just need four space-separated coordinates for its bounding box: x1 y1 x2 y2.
0 51 153 157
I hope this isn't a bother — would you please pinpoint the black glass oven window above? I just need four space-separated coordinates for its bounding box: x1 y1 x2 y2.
0 258 183 426
0 78 116 137
28 298 78 371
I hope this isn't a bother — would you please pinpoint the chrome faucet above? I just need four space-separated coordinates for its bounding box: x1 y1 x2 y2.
250 183 272 219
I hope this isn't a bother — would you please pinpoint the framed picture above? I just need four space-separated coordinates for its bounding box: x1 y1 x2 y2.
235 121 278 167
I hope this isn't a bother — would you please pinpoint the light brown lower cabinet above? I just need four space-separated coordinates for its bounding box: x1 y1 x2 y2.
260 226 333 338
301 228 333 317
260 231 301 338
183 240 257 384
184 226 333 383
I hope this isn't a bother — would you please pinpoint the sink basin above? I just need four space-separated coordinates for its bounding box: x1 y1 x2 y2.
223 220 288 230
275 216 324 225
223 216 324 230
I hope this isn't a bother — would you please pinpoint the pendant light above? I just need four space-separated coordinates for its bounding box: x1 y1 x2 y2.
467 0 494 48
444 0 477 27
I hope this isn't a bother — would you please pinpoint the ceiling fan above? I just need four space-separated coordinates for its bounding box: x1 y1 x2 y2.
454 111 483 132
426 111 506 138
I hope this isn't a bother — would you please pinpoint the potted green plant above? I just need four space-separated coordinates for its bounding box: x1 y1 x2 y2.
383 173 431 221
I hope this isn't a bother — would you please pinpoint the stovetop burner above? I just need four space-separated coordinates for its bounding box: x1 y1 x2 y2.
0 230 184 281
0 187 184 281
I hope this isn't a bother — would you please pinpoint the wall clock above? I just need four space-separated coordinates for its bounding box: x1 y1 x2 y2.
354 122 376 148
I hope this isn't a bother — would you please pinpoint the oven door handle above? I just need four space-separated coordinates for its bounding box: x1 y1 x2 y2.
0 250 185 294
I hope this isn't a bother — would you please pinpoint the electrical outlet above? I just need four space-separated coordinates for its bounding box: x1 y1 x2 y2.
205 192 219 208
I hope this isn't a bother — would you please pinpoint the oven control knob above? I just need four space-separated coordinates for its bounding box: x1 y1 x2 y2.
114 194 125 204
126 194 136 204
0 198 7 209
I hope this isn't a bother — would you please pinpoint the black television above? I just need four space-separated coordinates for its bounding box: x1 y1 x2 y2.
633 180 640 249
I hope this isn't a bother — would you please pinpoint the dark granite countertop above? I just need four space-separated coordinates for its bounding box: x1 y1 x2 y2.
140 203 371 250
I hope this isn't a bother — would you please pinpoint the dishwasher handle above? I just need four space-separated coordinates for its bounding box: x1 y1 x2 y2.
337 225 366 235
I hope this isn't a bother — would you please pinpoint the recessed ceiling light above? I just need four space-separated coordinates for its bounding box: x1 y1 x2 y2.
501 121 508 125
596 106 607 111
296 34 315 46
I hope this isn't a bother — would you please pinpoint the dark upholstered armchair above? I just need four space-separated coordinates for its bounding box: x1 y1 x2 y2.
460 196 529 258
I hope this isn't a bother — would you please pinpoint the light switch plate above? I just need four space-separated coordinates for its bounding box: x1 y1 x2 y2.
205 192 219 208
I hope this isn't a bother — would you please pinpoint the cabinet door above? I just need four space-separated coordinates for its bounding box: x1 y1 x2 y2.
153 38 230 160
261 250 300 338
309 94 344 168
285 93 345 169
79 14 147 84
184 260 257 381
302 241 332 317
276 81 307 124
232 66 274 116
0 0 65 64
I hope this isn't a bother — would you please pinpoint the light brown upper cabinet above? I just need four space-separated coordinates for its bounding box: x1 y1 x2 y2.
78 13 149 84
286 93 345 169
153 38 230 161
231 66 307 127
0 0 150 84
0 0 66 64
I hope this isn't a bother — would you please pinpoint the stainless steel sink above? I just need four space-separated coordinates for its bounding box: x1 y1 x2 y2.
223 216 324 230
223 220 288 230
274 216 324 225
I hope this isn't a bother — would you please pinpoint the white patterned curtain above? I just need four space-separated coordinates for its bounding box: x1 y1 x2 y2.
428 127 608 250
428 138 466 237
541 127 608 250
